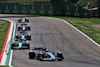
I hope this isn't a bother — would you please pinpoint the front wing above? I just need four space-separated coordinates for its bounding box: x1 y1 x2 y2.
11 44 30 49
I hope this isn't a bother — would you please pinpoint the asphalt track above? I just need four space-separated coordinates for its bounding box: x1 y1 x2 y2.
1 15 100 67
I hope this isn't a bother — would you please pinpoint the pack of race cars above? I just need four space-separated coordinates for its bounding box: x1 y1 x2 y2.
11 17 64 61
11 17 30 49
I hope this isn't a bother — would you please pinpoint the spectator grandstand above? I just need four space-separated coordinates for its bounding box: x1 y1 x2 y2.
0 0 86 17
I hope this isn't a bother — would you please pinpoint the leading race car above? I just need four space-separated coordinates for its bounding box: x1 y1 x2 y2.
29 47 64 61
15 31 31 40
11 40 30 49
18 24 30 31
18 17 29 23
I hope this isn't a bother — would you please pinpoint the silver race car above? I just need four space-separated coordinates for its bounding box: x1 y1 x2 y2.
15 31 31 40
11 40 30 49
29 47 64 61
18 17 29 23
18 24 30 31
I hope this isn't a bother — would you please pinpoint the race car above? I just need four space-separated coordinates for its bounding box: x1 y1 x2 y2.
18 17 29 23
18 24 30 31
15 31 31 40
29 47 64 61
11 40 30 49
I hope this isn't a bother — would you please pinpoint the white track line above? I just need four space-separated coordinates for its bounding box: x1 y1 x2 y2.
9 20 16 67
46 17 100 47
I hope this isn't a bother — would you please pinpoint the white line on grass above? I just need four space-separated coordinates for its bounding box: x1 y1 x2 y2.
46 17 100 47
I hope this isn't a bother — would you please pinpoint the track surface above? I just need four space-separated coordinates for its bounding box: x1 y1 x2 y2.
1 15 100 67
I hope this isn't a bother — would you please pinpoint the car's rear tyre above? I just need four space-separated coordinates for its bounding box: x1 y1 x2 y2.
18 28 20 31
40 57 43 61
11 44 14 49
29 52 35 59
57 52 64 61
28 27 30 31
26 36 31 40
26 20 29 22
18 20 21 23
58 59 62 61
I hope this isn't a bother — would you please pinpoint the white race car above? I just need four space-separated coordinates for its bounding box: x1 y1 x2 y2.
18 17 29 23
29 47 64 61
18 24 31 31
15 31 31 40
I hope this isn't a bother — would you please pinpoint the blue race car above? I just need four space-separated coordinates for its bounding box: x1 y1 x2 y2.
29 47 64 61
11 40 30 49
18 17 29 23
18 24 30 31
15 31 31 40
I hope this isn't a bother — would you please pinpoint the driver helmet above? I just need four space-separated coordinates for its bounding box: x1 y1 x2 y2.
19 39 22 42
43 48 46 51
45 49 49 52
58 52 62 54
18 35 20 37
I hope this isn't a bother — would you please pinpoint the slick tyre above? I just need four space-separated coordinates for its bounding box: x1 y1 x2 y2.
11 44 14 49
29 52 35 59
40 57 43 61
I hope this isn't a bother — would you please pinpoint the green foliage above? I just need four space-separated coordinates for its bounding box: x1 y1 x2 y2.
78 0 97 8
51 0 79 5
98 0 100 9
0 66 9 67
70 0 79 4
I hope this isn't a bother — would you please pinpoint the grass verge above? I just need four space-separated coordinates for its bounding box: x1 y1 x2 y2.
0 66 9 67
0 20 9 53
53 16 100 44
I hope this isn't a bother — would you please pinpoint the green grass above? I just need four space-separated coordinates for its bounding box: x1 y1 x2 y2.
0 66 9 67
53 16 100 44
0 20 9 53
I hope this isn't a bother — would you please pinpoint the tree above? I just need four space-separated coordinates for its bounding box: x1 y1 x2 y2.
98 0 100 17
50 0 79 5
69 0 79 4
98 0 100 9
50 0 64 5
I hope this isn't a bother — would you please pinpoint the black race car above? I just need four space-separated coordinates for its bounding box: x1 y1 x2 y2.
29 47 64 61
18 24 30 31
11 40 30 49
18 17 29 23
15 31 31 40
